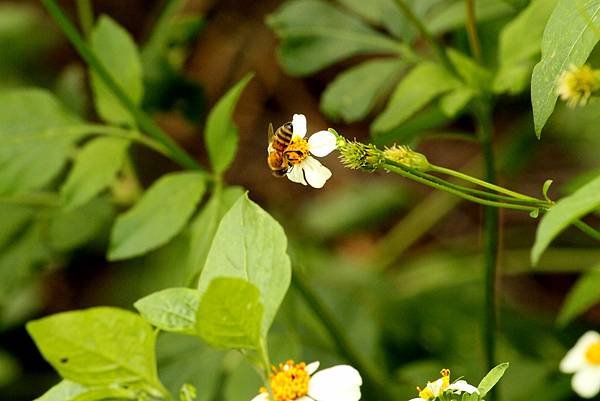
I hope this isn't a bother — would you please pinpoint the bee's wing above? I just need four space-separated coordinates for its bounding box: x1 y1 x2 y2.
267 123 275 143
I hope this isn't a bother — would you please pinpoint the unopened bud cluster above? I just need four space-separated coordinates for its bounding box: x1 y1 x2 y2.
336 138 386 172
383 145 430 172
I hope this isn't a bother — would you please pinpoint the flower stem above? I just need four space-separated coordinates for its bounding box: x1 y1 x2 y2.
573 220 600 242
75 0 94 37
465 0 482 63
428 164 543 203
41 0 203 172
291 272 394 400
257 339 275 401
384 160 538 211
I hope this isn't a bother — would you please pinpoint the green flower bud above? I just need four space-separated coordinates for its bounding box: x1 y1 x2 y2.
336 138 385 172
383 145 430 172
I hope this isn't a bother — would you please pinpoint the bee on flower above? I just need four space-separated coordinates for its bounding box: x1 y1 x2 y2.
267 114 337 188
251 360 362 401
409 369 479 401
560 330 600 398
556 64 600 108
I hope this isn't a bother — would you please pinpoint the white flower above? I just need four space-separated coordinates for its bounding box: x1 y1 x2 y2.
250 360 362 401
409 369 479 401
285 114 337 189
560 331 600 398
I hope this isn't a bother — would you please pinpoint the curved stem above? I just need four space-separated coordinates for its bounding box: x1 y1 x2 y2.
384 161 537 211
429 164 543 202
42 0 203 172
291 273 394 400
573 220 600 241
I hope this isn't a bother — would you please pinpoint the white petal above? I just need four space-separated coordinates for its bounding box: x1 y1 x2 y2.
286 165 307 186
561 331 600 373
308 130 337 157
295 397 312 401
308 365 362 401
408 398 427 401
306 361 320 375
302 157 332 189
292 114 307 139
250 393 269 401
427 378 445 396
572 368 600 398
448 380 479 394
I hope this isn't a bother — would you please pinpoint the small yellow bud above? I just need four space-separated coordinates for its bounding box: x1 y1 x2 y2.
557 64 600 108
383 145 430 172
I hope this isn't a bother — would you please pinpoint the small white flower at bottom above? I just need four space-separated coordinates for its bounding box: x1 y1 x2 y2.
560 330 600 398
285 114 337 189
409 369 479 401
250 360 362 401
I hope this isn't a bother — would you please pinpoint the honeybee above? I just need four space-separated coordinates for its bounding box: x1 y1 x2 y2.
267 122 307 177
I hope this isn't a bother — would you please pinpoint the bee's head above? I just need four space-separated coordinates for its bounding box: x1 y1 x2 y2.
284 122 293 132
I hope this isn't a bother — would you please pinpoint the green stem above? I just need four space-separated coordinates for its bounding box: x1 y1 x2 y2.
291 273 393 400
0 192 60 207
573 220 600 241
392 0 456 73
429 164 542 202
76 0 94 37
384 161 537 211
258 339 275 400
41 0 203 172
473 100 498 387
465 0 482 63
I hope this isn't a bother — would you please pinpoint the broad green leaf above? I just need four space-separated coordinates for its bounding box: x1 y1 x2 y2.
532 174 600 264
447 49 492 92
197 194 291 335
205 74 252 174
427 0 514 34
531 0 600 136
48 198 114 252
371 104 449 145
494 0 558 94
71 387 136 401
335 0 415 40
61 137 130 210
134 288 200 334
26 307 162 390
320 58 405 123
34 380 87 401
186 186 245 282
0 89 81 195
0 204 33 250
478 362 509 397
371 62 459 133
109 172 206 260
440 88 475 117
557 265 600 325
90 16 143 126
266 0 402 75
196 278 263 349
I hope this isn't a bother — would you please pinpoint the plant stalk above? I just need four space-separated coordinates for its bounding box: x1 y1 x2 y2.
76 0 94 37
42 0 203 171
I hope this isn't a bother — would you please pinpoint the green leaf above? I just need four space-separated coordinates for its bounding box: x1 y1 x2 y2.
266 0 402 75
205 74 252 175
494 0 559 94
48 198 114 252
34 380 87 401
427 0 514 34
532 174 600 264
557 264 600 325
335 0 415 40
26 307 162 390
197 194 291 335
90 15 143 127
447 48 492 91
134 288 200 334
439 88 476 117
61 137 130 210
371 62 459 133
531 0 600 136
320 58 405 123
196 277 263 349
0 204 33 250
109 171 206 260
186 186 245 282
478 362 509 397
0 88 81 195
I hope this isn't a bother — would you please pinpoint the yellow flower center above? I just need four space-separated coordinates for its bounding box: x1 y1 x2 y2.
260 360 310 401
585 341 600 365
557 64 600 107
285 138 309 165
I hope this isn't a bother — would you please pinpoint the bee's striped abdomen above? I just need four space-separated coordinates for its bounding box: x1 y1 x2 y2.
272 122 293 152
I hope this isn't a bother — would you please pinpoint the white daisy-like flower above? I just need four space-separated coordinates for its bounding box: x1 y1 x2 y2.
284 114 337 189
409 369 479 401
560 330 600 398
250 360 362 401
